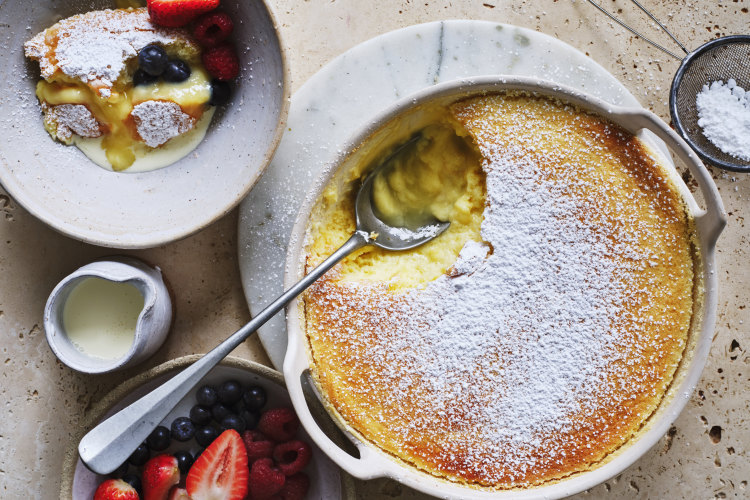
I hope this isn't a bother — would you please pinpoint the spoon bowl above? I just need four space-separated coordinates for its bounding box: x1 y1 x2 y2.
356 134 450 251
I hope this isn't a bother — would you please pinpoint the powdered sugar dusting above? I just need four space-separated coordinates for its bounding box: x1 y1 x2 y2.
42 103 102 143
24 9 191 96
305 95 695 488
131 101 195 148
696 79 750 162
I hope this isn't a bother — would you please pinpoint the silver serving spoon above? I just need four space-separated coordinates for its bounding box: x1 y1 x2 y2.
78 134 449 475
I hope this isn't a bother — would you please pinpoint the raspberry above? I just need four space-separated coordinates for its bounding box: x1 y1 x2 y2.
248 458 285 499
257 408 299 442
202 43 239 81
193 12 234 47
242 430 275 463
277 473 309 500
272 440 312 476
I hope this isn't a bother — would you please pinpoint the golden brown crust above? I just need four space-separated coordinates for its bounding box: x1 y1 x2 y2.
303 93 696 489
24 8 198 97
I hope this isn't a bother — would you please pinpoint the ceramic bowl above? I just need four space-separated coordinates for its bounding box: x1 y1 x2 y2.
0 0 289 249
61 356 353 499
282 77 726 499
44 256 172 374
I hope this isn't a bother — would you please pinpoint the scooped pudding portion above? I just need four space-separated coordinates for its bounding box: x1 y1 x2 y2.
307 121 486 288
302 93 698 489
24 8 216 172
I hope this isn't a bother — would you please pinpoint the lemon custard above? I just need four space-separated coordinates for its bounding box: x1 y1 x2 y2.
24 8 214 172
302 92 698 488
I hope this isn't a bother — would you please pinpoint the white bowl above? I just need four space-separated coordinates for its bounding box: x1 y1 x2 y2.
282 77 726 499
61 356 353 499
0 0 289 249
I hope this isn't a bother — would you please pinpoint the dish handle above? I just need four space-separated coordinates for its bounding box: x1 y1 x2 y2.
284 300 395 480
618 108 727 249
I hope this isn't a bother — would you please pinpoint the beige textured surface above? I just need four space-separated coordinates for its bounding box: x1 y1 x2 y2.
0 1 748 499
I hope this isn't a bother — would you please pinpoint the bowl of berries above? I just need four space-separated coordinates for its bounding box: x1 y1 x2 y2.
0 0 288 248
61 356 351 499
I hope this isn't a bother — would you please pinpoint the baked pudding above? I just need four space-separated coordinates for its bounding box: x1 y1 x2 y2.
24 8 215 172
301 92 698 489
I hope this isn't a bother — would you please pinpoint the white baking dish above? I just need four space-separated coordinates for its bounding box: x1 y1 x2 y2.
283 76 726 499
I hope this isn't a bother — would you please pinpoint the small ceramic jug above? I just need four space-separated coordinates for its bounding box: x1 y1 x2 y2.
44 256 172 374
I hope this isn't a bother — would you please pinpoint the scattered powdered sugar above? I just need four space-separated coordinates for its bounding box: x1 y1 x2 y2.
449 240 490 276
42 103 102 142
24 9 190 96
305 97 693 487
131 101 195 147
696 79 750 162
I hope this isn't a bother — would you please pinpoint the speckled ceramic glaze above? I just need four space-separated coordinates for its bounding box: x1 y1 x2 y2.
282 77 726 499
44 256 172 373
0 0 289 249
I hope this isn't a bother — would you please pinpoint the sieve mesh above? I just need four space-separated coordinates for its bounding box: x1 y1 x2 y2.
670 36 750 172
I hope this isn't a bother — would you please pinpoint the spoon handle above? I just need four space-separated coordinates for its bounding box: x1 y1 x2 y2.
79 230 371 475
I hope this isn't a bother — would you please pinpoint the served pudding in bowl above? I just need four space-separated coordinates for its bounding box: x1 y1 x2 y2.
285 79 725 498
1 0 288 247
25 7 217 172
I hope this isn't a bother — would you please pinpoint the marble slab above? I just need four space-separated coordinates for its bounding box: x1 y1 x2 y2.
237 19 663 369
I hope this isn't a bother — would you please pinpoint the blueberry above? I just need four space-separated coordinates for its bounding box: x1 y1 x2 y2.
195 426 219 447
240 409 259 430
133 68 158 87
121 473 142 496
196 385 218 407
210 403 233 423
220 414 246 433
174 450 194 474
170 416 195 442
146 425 171 451
138 44 168 76
218 380 243 405
128 443 150 466
208 80 231 106
163 59 191 83
189 404 212 426
242 385 267 412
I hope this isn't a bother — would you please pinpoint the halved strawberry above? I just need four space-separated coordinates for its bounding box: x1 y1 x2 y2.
147 0 220 28
93 479 139 500
143 454 180 500
186 429 248 500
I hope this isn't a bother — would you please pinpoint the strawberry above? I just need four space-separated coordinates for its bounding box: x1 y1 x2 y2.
202 43 240 81
93 479 139 500
248 458 285 499
147 0 220 28
272 440 311 476
142 454 180 500
186 429 248 500
167 487 190 500
257 408 299 442
193 12 234 47
242 430 275 464
277 473 309 500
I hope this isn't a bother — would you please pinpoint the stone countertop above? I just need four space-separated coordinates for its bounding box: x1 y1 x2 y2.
0 1 747 498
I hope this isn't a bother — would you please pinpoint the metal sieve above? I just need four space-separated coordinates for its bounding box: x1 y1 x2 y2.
588 0 750 172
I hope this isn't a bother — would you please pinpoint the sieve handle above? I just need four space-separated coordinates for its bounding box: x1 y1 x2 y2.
283 305 395 480
621 109 727 248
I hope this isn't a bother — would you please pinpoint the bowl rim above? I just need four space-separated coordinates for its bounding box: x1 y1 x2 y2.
0 0 291 249
281 76 726 499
